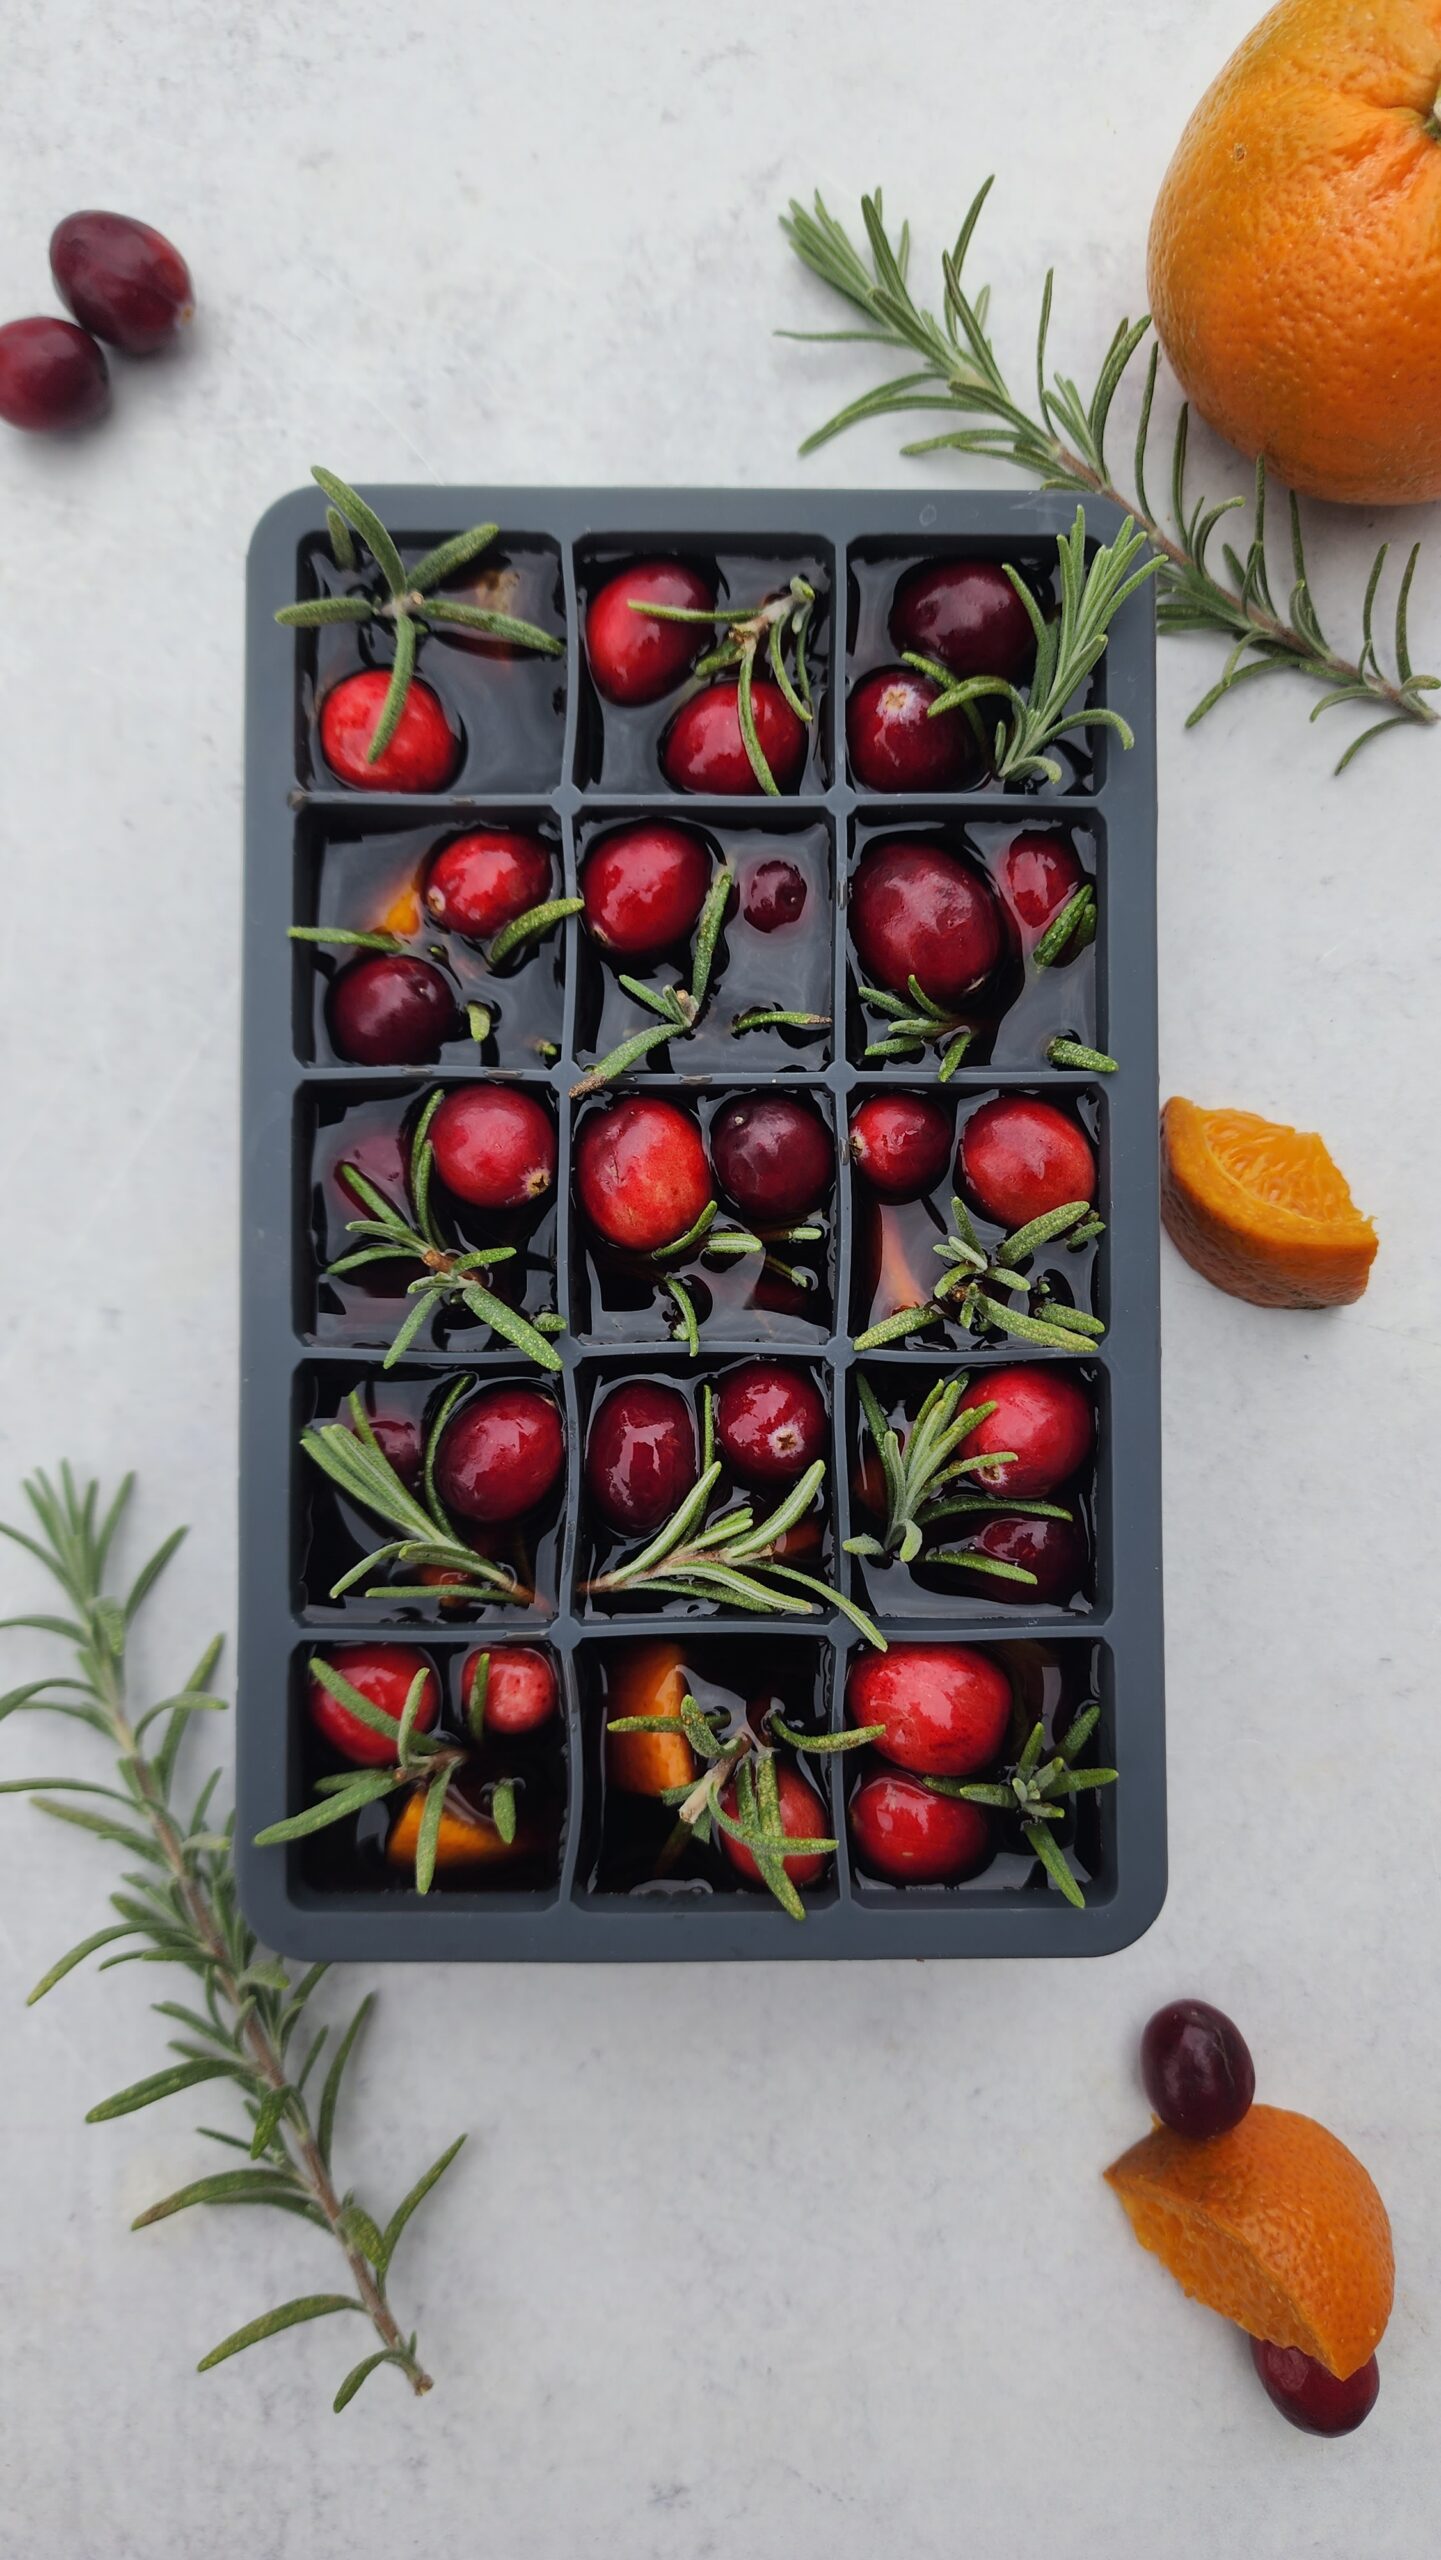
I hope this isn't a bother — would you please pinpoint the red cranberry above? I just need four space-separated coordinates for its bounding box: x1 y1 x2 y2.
964 1366 1093 1497
1140 2000 1256 2139
585 1382 698 1532
715 1364 827 1485
1249 2338 1379 2437
575 1097 711 1255
360 1414 421 1486
850 1770 992 1885
963 1512 1087 1602
424 829 552 940
327 953 457 1065
850 840 1002 1007
742 858 807 932
846 667 977 793
319 670 460 793
958 1097 1096 1228
846 1643 1011 1777
428 1086 556 1211
50 211 193 355
0 317 109 432
997 831 1086 944
848 1093 952 1202
889 558 1036 684
434 1385 564 1524
581 821 711 958
586 559 715 703
307 1643 438 1768
460 1645 559 1736
662 680 808 795
711 1094 833 1226
719 1759 829 1888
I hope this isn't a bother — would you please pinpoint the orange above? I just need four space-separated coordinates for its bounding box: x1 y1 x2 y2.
1148 0 1441 503
386 1786 532 1873
603 1642 696 1797
1106 2104 1393 2380
1160 1097 1377 1308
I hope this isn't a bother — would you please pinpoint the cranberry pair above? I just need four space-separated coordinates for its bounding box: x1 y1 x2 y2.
844 1644 1012 1885
0 211 192 433
846 556 1038 791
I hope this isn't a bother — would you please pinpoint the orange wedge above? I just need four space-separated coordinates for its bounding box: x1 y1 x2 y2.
386 1787 533 1874
374 876 423 938
1105 2103 1392 2381
604 1641 696 1797
1161 1098 1377 1308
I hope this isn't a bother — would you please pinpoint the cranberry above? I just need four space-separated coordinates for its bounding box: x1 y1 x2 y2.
742 858 807 932
575 1096 712 1255
889 558 1036 684
364 1413 423 1484
848 1093 952 1202
963 1365 1093 1497
850 1770 992 1885
585 1382 698 1532
424 829 552 940
711 1094 833 1226
719 1759 829 1888
850 840 1002 1007
1140 2000 1256 2139
428 1086 556 1211
997 831 1086 944
327 953 457 1065
460 1645 559 1736
50 211 193 355
307 1643 438 1768
586 558 715 703
319 670 461 794
0 317 109 432
846 667 977 793
958 1097 1097 1228
845 1643 1011 1777
715 1364 827 1485
1249 2338 1379 2437
581 821 711 958
662 680 808 795
433 1385 564 1524
963 1511 1088 1602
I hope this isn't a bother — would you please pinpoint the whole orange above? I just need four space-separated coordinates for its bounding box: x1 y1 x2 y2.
1148 0 1441 504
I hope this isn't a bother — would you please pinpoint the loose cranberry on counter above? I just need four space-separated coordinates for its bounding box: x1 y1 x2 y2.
848 1093 952 1202
742 858 807 932
424 829 553 939
963 1366 1093 1497
662 680 808 794
850 1771 993 1885
961 1511 1088 1602
307 1643 439 1768
847 667 977 792
428 1086 556 1210
319 669 461 793
846 1643 1011 1777
997 831 1086 945
50 211 193 354
1249 2338 1379 2437
719 1759 829 1888
581 821 711 957
711 1093 833 1226
460 1645 559 1735
585 1382 698 1532
850 840 1002 1007
364 1412 423 1484
889 558 1036 685
433 1385 564 1524
575 1096 712 1255
586 559 715 703
1140 2000 1256 2139
715 1364 827 1485
0 317 109 432
327 953 457 1065
958 1096 1097 1228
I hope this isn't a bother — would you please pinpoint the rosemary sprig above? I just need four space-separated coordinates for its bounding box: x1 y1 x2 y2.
0 1467 463 2406
291 894 582 983
277 468 563 766
636 576 817 792
859 975 975 1079
922 1705 1116 1908
1032 884 1097 969
571 863 734 1094
328 1089 563 1372
845 1375 1012 1563
302 1390 528 1609
608 1199 766 1356
781 186 1440 772
854 1193 1105 1352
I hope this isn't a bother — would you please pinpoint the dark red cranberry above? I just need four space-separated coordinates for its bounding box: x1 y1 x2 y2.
963 1512 1088 1602
850 1770 992 1885
997 831 1086 944
581 821 711 958
742 858 807 932
846 667 977 792
845 1643 1011 1777
428 1086 556 1211
719 1759 829 1888
958 1096 1097 1228
963 1366 1094 1497
50 211 193 355
586 559 715 703
711 1094 833 1226
585 1383 698 1532
575 1097 711 1255
434 1385 564 1525
1249 2338 1379 2437
307 1643 438 1768
848 1093 952 1202
327 953 457 1065
319 670 461 793
662 680 808 795
889 558 1036 684
423 829 552 940
1140 2000 1256 2139
0 317 109 432
715 1364 826 1485
363 1413 423 1485
850 839 1002 1007
460 1645 559 1735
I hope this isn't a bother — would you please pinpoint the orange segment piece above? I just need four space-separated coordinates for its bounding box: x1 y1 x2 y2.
374 876 423 938
386 1788 532 1873
1161 1097 1377 1308
604 1641 696 1797
1105 2103 1393 2381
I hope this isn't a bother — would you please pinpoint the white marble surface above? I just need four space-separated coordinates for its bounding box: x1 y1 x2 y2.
1 2 1438 2551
